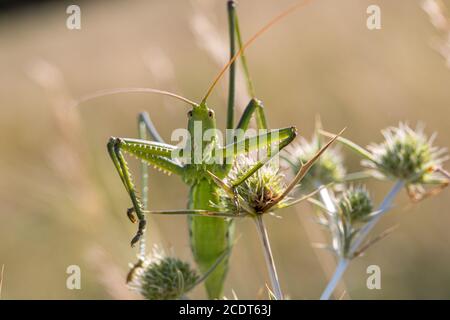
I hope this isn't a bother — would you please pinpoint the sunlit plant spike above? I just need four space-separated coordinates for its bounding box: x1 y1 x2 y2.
319 129 377 163
284 133 346 191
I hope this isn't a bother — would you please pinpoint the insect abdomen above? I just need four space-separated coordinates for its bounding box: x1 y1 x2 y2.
188 179 233 299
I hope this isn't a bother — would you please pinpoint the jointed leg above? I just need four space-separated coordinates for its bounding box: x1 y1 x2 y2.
107 137 183 246
262 129 344 212
146 209 248 218
226 1 267 131
127 115 174 281
227 0 237 130
232 0 267 130
132 112 166 263
222 126 298 187
235 98 267 131
108 138 146 247
213 126 297 212
214 129 343 213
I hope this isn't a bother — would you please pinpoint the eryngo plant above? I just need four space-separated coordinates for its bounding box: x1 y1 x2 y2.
312 185 376 259
128 248 199 300
338 186 374 224
216 155 289 214
322 123 449 201
317 122 449 300
77 0 448 300
284 133 346 191
209 131 342 300
128 246 230 300
365 123 448 184
212 131 343 217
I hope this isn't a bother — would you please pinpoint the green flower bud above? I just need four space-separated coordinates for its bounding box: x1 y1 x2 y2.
365 123 448 183
338 186 373 223
217 156 287 214
130 252 199 300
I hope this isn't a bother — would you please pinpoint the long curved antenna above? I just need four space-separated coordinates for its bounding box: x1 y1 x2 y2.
72 87 199 108
201 0 312 104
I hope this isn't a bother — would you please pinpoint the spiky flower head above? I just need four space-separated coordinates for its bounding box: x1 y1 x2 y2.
129 248 199 300
217 155 288 214
284 134 345 191
365 123 448 183
338 185 373 224
314 185 375 258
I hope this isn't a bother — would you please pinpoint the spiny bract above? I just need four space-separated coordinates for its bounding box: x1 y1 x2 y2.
217 155 288 214
285 134 345 190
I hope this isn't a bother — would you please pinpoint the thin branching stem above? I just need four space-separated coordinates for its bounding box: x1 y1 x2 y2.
319 187 336 213
139 121 149 259
320 258 349 300
320 180 404 300
254 215 283 300
318 187 341 253
316 187 348 299
349 180 404 254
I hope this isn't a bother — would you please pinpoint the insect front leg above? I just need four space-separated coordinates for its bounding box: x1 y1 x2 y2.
107 138 184 246
136 112 165 246
235 98 267 131
225 127 297 187
124 112 169 282
231 0 267 130
215 127 297 210
227 0 237 129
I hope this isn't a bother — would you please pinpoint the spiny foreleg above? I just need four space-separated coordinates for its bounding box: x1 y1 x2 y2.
107 137 183 246
108 138 146 247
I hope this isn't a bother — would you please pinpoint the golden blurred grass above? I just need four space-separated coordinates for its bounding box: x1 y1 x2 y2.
0 0 449 299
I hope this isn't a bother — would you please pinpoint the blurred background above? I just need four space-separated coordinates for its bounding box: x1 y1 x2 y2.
0 0 449 299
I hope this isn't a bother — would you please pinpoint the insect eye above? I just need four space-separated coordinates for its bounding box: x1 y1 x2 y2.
187 110 193 117
208 110 214 117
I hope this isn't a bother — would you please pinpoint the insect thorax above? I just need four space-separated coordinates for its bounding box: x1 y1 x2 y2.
182 163 225 186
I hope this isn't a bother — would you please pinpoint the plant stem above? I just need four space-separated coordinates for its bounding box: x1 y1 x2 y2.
319 187 335 212
139 121 149 259
320 258 349 300
319 187 342 253
254 215 283 300
349 180 404 254
320 180 404 300
317 187 349 299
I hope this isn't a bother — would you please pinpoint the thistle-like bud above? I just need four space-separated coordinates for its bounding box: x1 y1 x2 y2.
364 123 448 183
129 249 199 300
314 185 375 258
338 186 373 224
284 135 345 191
217 155 287 214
